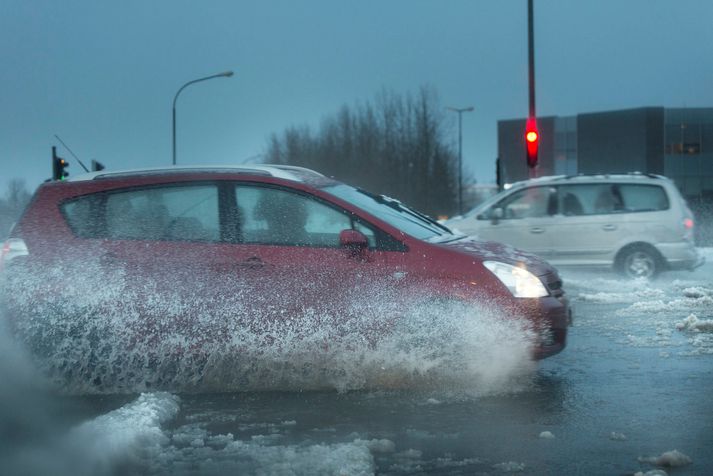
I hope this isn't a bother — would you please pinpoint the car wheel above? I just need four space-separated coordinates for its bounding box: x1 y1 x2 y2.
619 247 659 279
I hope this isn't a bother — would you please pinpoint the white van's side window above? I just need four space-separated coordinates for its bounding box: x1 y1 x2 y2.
618 185 669 212
497 187 554 219
557 184 621 216
557 183 669 216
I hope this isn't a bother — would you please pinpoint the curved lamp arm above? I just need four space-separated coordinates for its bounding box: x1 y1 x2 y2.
172 70 234 165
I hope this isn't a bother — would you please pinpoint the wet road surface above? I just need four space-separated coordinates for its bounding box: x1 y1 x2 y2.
1 251 711 475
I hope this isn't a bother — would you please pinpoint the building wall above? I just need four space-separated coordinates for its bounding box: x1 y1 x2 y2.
664 108 713 198
554 116 577 176
577 107 664 175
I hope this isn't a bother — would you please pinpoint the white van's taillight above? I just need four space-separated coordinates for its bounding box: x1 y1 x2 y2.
683 218 694 240
0 238 28 272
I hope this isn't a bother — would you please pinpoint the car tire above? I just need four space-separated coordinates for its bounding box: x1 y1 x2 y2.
617 246 660 279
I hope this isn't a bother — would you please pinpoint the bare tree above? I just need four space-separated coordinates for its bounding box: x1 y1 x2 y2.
0 179 32 238
264 86 459 217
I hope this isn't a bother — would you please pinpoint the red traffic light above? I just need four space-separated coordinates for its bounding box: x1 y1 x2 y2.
525 117 539 168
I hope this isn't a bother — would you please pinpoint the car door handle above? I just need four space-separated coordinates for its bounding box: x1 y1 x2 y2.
237 256 265 270
602 224 617 231
530 227 545 234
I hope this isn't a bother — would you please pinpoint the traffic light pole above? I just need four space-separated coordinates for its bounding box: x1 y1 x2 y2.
528 0 536 120
527 0 538 179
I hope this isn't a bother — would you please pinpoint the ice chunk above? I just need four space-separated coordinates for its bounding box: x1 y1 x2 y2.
69 392 181 471
638 449 692 467
676 314 713 333
538 431 555 439
682 287 709 299
609 432 627 441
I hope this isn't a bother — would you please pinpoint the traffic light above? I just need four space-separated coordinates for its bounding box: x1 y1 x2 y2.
525 117 539 168
52 146 70 180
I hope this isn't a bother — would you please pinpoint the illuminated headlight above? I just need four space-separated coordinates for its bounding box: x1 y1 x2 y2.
483 261 549 298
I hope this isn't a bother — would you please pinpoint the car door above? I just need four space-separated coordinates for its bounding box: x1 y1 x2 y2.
472 185 557 259
223 182 400 346
546 183 629 265
97 182 241 347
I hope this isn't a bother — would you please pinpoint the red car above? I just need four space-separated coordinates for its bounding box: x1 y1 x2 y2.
1 165 569 388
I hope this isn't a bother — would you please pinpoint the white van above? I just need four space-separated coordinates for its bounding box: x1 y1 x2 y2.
445 174 704 278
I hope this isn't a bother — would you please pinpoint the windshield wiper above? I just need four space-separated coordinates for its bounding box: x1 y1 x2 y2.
360 190 453 235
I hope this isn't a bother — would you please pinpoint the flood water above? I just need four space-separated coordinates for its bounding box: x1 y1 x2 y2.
1 250 712 475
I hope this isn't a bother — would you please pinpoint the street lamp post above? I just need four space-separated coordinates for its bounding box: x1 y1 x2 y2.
172 70 234 165
447 106 474 216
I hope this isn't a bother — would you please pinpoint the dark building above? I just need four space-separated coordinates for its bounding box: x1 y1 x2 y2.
577 107 664 176
497 106 713 243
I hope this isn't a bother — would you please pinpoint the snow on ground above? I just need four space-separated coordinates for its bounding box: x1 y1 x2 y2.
638 449 692 467
68 392 180 474
676 314 713 332
561 248 713 355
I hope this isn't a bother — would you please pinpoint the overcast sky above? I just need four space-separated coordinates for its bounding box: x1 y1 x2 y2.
2 0 712 193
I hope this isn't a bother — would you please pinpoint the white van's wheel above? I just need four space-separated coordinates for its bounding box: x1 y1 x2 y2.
619 247 659 279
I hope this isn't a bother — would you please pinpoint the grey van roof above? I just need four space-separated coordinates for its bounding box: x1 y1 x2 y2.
507 172 670 190
67 164 326 183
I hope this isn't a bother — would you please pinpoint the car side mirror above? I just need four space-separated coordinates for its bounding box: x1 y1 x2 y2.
491 207 503 225
339 229 368 259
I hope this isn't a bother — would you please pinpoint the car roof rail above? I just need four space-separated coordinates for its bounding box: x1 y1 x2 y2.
68 164 326 183
560 172 667 181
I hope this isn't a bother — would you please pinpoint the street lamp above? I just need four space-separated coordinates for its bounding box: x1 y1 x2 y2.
172 70 234 165
447 106 474 216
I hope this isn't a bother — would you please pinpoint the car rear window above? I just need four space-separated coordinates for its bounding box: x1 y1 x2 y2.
618 184 669 212
556 183 669 216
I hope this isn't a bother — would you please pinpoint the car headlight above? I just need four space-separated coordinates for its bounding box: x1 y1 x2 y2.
483 261 549 298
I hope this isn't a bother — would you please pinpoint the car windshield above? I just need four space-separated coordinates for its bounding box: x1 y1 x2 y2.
323 183 460 242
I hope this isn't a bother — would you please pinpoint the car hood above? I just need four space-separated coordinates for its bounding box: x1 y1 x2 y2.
439 237 556 277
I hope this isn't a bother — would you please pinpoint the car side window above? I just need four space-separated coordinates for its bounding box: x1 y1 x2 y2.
497 187 554 219
61 185 221 241
591 185 624 214
62 194 103 238
236 185 372 247
618 185 669 212
105 185 220 241
557 183 668 215
555 184 606 216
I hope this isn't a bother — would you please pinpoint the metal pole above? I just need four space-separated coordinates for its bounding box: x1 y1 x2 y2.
458 112 463 216
528 0 536 119
447 106 474 216
528 0 537 179
172 71 234 165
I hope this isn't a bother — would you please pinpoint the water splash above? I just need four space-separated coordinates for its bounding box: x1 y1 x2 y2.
2 258 537 396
